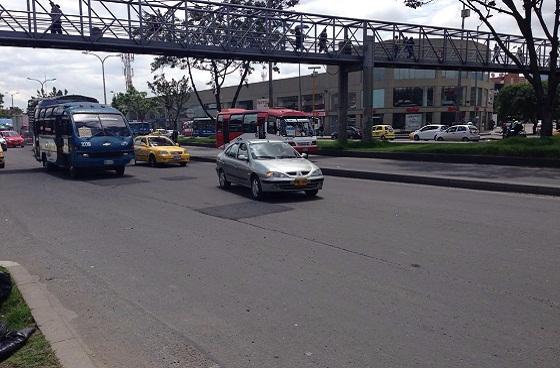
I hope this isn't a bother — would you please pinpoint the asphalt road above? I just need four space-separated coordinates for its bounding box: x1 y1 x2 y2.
1 147 559 368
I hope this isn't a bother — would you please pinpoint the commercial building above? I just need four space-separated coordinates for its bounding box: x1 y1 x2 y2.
166 65 494 133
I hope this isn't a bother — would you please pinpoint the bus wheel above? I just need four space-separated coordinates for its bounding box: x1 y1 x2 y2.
69 166 80 179
148 155 157 167
115 166 125 176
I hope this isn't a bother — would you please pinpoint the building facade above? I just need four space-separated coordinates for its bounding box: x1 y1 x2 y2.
175 66 494 133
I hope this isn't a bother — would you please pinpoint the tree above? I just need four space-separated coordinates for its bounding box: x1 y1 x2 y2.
112 87 156 122
150 0 295 118
495 82 560 122
0 93 4 109
36 87 68 98
404 0 559 137
147 73 192 136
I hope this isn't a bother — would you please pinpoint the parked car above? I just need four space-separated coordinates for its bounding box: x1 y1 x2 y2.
331 126 362 140
0 136 7 151
134 135 190 167
0 130 24 148
0 145 4 168
216 138 324 200
372 125 395 140
409 124 449 141
435 125 480 141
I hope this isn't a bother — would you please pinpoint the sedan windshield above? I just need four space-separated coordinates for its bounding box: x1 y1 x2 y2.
73 114 130 138
250 142 299 160
148 137 175 147
2 131 18 137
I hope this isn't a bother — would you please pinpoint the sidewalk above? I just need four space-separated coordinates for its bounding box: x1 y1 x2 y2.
185 146 560 196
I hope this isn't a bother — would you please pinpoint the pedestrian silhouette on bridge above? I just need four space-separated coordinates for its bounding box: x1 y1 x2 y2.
516 46 524 64
405 37 414 59
393 36 400 59
294 25 305 52
49 1 63 35
319 28 328 53
492 44 501 63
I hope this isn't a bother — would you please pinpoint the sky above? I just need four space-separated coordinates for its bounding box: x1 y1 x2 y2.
0 0 553 109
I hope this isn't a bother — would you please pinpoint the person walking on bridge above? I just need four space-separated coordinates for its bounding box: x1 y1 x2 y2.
49 1 63 34
319 28 328 53
492 44 501 63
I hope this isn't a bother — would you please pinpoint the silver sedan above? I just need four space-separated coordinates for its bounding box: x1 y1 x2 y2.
216 139 324 200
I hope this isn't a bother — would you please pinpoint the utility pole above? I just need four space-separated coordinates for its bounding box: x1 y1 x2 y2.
456 4 470 123
83 51 121 104
298 63 302 110
4 91 19 109
26 76 56 98
308 66 320 118
267 0 273 109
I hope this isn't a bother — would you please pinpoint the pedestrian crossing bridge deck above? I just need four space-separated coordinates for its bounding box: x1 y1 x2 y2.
0 0 556 73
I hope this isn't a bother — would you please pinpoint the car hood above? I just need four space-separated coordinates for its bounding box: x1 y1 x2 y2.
151 146 186 153
254 158 317 173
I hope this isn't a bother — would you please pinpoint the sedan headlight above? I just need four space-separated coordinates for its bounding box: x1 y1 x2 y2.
310 168 322 177
266 171 290 178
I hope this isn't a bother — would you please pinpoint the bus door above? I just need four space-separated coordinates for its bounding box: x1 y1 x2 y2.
257 112 267 139
54 116 65 165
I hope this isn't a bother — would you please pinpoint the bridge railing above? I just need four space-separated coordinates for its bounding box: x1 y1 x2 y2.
0 0 555 70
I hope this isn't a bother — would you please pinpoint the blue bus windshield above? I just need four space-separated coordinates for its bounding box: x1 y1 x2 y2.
74 114 130 138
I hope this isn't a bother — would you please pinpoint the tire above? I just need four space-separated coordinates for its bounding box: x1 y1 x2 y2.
180 162 187 167
148 154 157 167
436 137 444 141
218 169 231 189
462 137 469 142
331 134 337 140
250 176 263 200
115 166 125 176
305 189 319 197
380 135 386 141
413 135 420 141
69 165 79 179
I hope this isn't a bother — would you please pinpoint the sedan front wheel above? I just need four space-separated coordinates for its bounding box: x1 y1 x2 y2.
250 176 263 200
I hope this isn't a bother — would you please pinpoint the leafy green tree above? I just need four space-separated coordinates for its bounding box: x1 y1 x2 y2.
147 73 192 135
112 87 156 122
495 82 560 123
36 87 68 98
0 93 4 109
150 0 294 118
404 0 559 137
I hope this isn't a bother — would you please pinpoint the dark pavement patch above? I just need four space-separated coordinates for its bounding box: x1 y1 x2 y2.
160 176 196 181
197 201 292 220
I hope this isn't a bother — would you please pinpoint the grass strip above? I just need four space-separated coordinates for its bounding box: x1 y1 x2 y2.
178 136 216 145
319 136 560 159
0 268 61 368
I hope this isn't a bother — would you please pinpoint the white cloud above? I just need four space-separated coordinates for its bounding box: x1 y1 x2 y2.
0 0 550 109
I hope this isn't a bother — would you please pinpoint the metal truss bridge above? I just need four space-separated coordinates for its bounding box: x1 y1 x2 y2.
0 0 555 73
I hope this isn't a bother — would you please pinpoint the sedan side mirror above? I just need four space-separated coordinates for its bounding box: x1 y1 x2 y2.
301 153 308 159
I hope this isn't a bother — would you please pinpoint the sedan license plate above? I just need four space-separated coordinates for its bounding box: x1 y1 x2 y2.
173 155 180 160
294 177 308 187
104 160 114 165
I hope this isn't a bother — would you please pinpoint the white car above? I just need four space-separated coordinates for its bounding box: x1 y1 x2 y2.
410 124 449 141
435 125 480 142
0 136 6 151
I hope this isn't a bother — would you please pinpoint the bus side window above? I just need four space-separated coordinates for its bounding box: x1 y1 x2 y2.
243 113 257 133
267 117 277 135
229 115 243 132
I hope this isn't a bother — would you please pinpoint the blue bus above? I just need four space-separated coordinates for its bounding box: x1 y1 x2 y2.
31 95 134 178
192 117 216 137
128 121 153 136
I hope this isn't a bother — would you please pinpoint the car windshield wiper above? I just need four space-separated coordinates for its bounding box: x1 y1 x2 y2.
278 155 296 159
255 155 275 159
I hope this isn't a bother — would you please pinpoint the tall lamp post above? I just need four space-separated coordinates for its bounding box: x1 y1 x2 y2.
26 76 56 97
83 51 121 104
456 4 470 123
308 66 320 119
4 91 19 109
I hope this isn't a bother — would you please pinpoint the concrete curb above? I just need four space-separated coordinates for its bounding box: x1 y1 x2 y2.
0 261 97 368
189 155 560 196
321 168 560 197
317 149 560 168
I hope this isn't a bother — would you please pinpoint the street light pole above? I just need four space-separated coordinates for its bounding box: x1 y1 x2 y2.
4 92 19 109
308 66 320 118
83 51 121 104
26 77 56 97
456 4 470 123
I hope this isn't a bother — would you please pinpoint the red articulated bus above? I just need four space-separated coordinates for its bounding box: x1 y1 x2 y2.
216 108 318 153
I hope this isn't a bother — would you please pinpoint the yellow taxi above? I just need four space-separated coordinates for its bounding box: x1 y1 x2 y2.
134 135 190 167
0 145 4 169
372 124 396 140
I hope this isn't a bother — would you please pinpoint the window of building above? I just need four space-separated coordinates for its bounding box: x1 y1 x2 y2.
478 88 484 106
393 87 423 107
470 87 477 106
394 69 436 80
440 112 456 124
301 94 324 113
237 100 254 110
442 70 459 79
393 113 406 129
426 87 434 106
374 68 386 81
373 89 385 108
425 112 433 124
441 87 460 106
277 96 298 109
